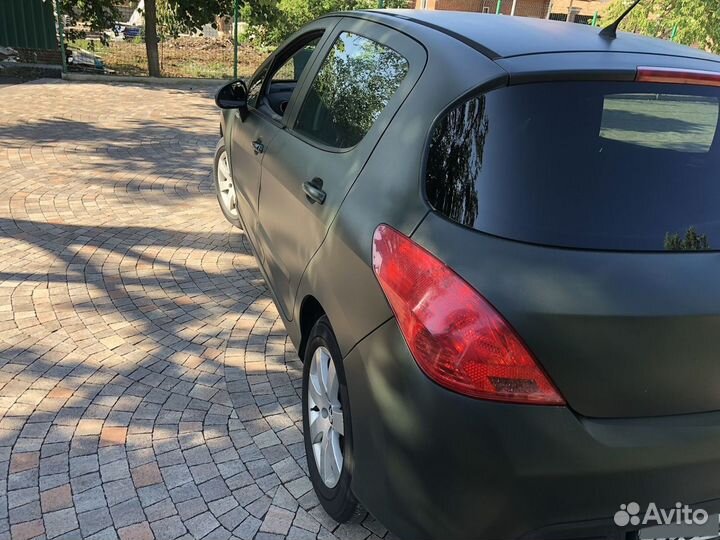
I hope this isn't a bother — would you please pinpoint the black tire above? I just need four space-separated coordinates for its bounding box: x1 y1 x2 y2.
213 139 242 229
302 316 366 523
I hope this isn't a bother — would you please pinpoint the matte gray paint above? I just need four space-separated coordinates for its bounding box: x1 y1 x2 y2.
220 10 720 539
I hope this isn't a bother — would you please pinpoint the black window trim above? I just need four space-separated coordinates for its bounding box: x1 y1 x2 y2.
246 29 329 129
419 75 508 218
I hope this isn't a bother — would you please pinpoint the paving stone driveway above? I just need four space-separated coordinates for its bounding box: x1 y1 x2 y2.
0 80 391 540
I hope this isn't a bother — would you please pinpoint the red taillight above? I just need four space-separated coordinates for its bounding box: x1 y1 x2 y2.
636 66 720 87
372 224 565 406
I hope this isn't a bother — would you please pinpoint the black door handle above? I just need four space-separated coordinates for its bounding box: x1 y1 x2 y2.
302 178 326 205
252 139 264 155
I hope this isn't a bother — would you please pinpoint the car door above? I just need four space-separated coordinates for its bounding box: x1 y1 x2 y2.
228 22 335 259
256 19 427 320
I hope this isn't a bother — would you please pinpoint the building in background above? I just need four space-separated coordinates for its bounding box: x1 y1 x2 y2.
414 0 610 23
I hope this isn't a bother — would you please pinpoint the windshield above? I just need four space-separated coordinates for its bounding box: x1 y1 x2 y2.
425 81 720 251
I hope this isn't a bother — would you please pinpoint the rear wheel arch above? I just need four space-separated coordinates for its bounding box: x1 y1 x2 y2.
298 295 326 360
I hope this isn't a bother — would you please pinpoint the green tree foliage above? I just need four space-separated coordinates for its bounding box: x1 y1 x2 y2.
299 33 408 145
241 0 411 45
665 227 710 251
57 0 119 41
601 0 720 54
157 0 234 36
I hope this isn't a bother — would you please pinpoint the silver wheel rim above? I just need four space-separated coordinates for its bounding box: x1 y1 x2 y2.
217 150 238 217
307 346 344 489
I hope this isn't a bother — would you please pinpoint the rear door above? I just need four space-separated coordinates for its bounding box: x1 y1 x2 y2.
256 19 427 320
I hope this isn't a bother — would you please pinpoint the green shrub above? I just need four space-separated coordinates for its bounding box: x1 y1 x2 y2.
241 0 411 45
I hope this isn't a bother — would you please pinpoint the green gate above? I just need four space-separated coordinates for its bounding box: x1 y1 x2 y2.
0 0 58 50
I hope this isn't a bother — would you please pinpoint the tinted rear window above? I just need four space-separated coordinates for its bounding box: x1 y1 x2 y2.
425 82 720 251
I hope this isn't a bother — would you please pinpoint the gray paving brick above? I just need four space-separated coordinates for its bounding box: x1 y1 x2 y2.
161 464 192 490
260 506 295 536
144 498 176 521
44 508 79 539
79 508 113 536
73 485 107 513
8 487 38 509
150 515 187 540
104 478 136 507
9 500 41 525
217 505 249 531
101 459 130 482
176 497 207 520
198 476 231 503
0 81 391 540
234 515 262 540
185 511 220 538
109 497 145 528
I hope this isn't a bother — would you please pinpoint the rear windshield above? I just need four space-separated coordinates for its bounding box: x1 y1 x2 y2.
425 82 720 251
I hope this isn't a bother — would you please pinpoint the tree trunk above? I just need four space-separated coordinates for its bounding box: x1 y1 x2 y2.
144 0 161 77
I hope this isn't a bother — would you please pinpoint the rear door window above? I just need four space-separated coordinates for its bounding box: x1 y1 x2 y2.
425 82 720 251
293 31 409 149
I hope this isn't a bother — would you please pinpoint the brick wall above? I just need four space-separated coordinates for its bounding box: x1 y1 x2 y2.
414 0 550 17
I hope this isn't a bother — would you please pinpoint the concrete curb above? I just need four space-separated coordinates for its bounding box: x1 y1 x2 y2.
62 71 227 86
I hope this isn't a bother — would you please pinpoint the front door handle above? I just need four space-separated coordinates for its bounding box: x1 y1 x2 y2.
252 139 264 155
302 178 326 205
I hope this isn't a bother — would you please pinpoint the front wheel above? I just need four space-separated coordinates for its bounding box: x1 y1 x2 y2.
213 139 242 229
302 316 365 523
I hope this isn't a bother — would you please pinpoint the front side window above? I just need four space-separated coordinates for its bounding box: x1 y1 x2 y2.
426 82 720 251
294 32 409 149
247 65 269 109
263 36 321 117
271 38 320 84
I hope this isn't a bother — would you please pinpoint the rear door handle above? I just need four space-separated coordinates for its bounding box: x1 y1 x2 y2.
302 178 326 205
252 139 264 155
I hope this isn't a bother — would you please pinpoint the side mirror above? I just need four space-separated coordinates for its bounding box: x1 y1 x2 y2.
215 80 249 120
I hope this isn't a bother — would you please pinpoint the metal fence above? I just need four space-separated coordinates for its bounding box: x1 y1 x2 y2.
549 12 596 24
1 0 601 79
0 0 57 50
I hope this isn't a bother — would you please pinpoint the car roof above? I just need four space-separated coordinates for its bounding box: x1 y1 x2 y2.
352 10 720 64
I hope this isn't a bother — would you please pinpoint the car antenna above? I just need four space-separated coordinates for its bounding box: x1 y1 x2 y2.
599 0 641 39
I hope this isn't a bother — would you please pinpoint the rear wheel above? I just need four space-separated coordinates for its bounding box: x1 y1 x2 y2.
213 139 242 229
302 316 365 523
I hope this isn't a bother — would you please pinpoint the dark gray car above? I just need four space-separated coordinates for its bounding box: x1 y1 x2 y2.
214 11 720 539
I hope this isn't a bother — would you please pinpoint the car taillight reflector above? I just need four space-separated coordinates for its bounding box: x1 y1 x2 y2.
371 224 565 405
636 66 720 87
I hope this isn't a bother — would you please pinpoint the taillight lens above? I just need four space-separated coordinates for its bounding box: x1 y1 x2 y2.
372 224 565 405
636 66 720 87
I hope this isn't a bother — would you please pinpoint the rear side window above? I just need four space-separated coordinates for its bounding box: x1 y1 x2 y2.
426 82 720 251
294 32 409 149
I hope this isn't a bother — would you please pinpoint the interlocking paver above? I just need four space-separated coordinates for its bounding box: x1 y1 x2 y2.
0 80 387 540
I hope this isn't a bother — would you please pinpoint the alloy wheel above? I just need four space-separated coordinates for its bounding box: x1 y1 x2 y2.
216 150 238 217
307 345 345 488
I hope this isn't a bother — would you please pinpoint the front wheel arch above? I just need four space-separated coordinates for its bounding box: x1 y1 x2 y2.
298 295 326 360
